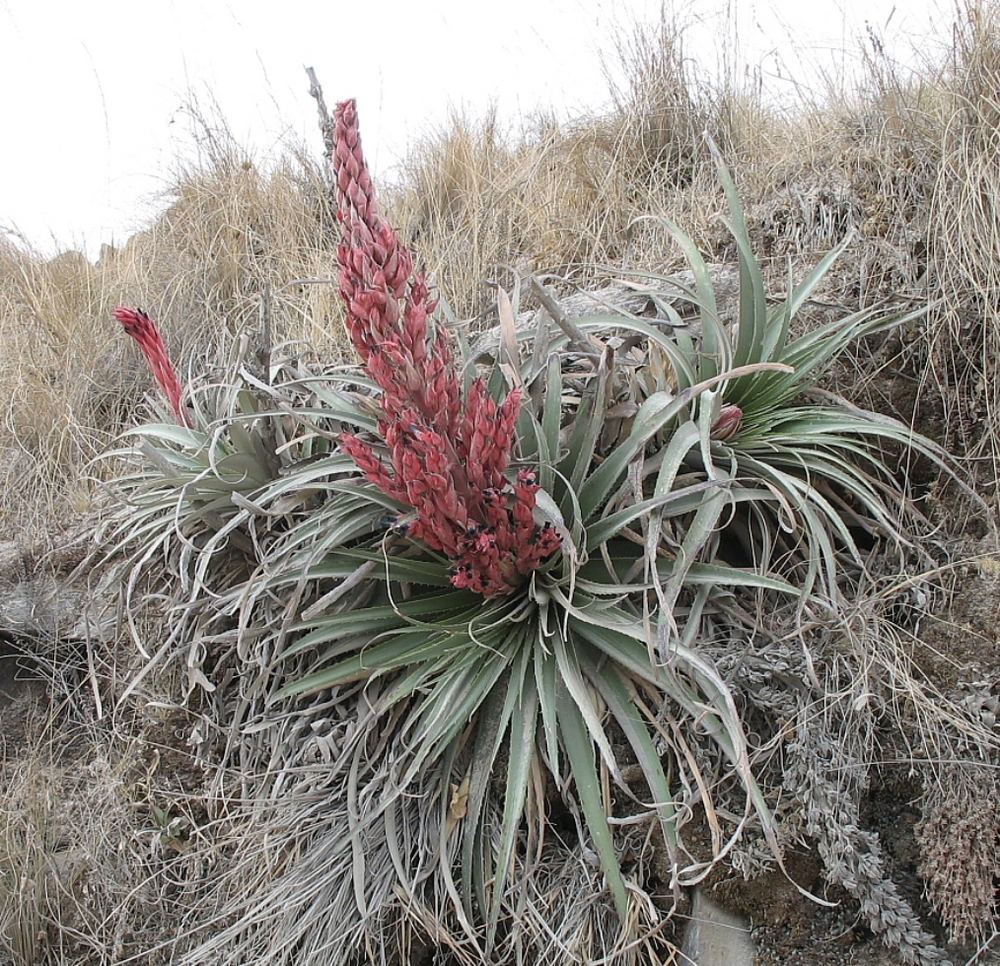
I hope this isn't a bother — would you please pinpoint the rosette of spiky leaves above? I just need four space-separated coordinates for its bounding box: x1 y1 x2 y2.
585 136 964 611
251 108 809 937
258 139 962 941
105 331 780 936
267 352 793 934
96 341 351 700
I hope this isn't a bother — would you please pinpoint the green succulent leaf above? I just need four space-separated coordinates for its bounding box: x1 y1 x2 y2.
554 671 629 917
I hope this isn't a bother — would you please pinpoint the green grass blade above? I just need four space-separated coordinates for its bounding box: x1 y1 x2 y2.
563 348 612 493
590 663 679 853
648 216 723 381
534 642 563 789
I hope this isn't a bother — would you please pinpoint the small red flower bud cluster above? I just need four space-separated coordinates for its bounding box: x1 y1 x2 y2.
333 99 560 596
114 307 191 428
710 403 742 442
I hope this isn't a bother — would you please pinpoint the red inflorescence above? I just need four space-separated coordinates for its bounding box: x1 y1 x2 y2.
333 98 559 596
114 307 191 428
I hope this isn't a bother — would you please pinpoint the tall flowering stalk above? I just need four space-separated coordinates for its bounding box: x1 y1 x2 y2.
333 99 559 595
114 307 191 428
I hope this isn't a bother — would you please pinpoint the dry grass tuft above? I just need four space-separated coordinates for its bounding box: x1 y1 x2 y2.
385 11 786 320
928 1 1000 470
0 237 121 541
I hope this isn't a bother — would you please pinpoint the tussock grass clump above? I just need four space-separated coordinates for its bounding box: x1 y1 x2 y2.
386 15 787 319
107 129 346 368
0 238 121 538
929 1 1000 469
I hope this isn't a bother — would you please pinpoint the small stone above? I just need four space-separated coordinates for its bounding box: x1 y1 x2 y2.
681 887 757 965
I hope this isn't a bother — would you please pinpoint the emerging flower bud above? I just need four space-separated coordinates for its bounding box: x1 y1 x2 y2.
710 403 742 442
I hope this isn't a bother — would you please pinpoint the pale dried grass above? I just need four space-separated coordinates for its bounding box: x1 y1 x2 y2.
928 0 1000 475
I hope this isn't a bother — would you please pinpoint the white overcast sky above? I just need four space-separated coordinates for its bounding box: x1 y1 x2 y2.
1 0 952 259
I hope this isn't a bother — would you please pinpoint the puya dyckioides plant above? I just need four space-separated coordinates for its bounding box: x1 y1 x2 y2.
586 140 963 616
290 107 968 947
105 101 788 936
102 99 967 959
270 100 807 930
103 306 345 699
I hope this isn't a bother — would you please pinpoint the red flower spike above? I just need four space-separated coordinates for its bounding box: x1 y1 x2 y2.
333 99 559 595
114 307 191 428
